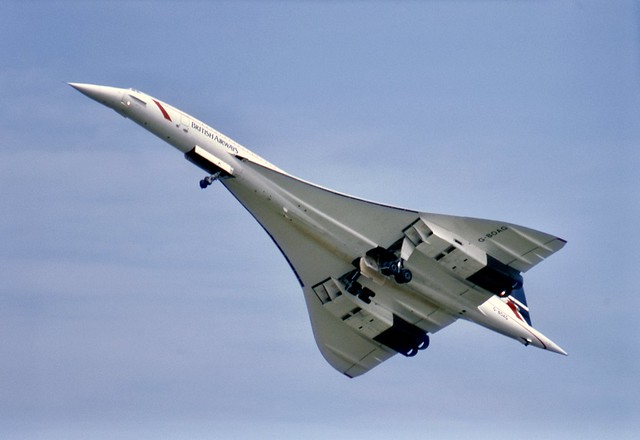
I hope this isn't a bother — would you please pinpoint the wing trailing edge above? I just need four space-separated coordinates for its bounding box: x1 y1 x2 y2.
421 213 566 273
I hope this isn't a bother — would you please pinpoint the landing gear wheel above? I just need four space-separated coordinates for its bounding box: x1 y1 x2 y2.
381 259 404 278
199 172 222 189
406 347 418 357
357 287 375 304
394 269 412 284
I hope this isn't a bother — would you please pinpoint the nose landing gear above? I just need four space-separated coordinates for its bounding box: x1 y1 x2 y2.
199 171 222 189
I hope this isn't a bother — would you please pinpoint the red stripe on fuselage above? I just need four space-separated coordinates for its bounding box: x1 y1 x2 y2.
506 299 524 322
152 99 172 121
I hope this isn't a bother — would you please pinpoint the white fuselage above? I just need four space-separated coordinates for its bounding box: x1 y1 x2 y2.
70 83 566 357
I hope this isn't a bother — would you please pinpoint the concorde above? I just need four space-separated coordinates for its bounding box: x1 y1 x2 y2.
70 83 567 377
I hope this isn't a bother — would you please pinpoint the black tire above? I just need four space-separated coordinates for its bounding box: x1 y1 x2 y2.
395 269 412 284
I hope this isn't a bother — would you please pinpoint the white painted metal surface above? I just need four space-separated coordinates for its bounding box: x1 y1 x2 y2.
70 83 567 377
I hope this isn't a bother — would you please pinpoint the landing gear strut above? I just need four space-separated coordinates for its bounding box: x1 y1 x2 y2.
199 171 222 189
364 247 413 285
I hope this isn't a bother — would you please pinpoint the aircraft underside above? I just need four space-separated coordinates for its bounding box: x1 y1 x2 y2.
70 82 567 378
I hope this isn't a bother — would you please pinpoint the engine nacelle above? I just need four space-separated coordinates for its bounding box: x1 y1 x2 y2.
312 277 429 357
402 218 522 296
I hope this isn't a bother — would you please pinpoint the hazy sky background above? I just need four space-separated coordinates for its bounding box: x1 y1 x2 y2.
1 1 638 439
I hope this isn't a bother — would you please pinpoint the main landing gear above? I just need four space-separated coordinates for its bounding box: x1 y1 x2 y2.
339 266 429 358
365 247 412 284
199 171 222 189
380 258 413 284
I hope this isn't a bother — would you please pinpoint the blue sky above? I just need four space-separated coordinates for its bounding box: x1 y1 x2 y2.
1 1 638 439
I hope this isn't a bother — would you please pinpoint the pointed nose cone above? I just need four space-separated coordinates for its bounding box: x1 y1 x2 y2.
68 83 124 110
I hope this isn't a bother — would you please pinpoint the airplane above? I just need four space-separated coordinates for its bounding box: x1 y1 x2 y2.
69 83 567 378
